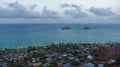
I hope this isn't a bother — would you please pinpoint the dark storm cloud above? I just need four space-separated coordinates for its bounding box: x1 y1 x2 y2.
89 7 114 16
0 2 59 19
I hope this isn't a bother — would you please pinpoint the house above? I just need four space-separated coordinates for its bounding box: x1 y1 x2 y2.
87 55 93 59
0 62 7 67
44 63 49 67
32 58 36 63
109 59 116 63
46 57 52 63
18 56 25 62
98 64 104 67
62 54 67 57
75 58 80 62
63 63 72 67
83 62 94 67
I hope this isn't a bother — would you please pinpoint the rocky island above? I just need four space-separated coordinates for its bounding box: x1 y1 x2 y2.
61 26 72 30
83 26 91 30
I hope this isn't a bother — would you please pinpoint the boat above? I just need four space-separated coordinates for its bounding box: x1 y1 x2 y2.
83 26 91 30
61 26 72 30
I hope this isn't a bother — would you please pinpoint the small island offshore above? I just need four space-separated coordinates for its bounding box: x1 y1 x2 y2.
61 26 72 30
0 42 120 67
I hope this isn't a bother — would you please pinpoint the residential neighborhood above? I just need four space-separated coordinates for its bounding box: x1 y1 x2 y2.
0 42 120 67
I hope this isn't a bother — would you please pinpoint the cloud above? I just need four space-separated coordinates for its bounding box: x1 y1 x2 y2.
8 2 26 11
0 2 59 19
89 7 114 16
64 9 87 18
61 3 80 8
61 4 70 8
41 6 59 19
61 4 87 18
71 4 80 8
29 4 37 10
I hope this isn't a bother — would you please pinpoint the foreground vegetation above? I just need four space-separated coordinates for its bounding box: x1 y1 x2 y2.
0 42 120 67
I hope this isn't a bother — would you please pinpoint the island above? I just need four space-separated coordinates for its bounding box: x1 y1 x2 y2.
61 26 72 30
83 26 91 30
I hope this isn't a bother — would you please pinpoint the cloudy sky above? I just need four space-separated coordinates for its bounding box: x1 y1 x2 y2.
0 0 120 24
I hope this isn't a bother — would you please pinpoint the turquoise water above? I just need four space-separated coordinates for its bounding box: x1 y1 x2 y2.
0 24 120 48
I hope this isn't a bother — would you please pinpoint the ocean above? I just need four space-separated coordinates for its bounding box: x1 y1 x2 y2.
0 23 120 48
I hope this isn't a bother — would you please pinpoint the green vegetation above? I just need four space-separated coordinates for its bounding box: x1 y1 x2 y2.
0 42 120 67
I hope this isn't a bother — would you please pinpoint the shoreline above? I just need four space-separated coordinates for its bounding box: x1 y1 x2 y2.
1 41 120 49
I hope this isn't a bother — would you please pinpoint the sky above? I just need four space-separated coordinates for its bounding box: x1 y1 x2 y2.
0 0 120 24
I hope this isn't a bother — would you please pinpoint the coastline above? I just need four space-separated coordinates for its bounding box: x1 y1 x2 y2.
1 41 120 49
